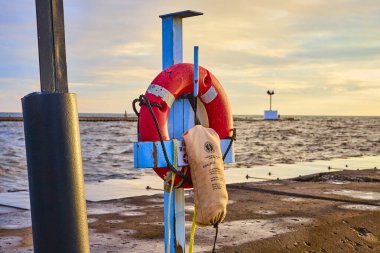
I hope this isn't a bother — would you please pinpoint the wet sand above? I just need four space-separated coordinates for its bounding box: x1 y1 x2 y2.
1 169 380 252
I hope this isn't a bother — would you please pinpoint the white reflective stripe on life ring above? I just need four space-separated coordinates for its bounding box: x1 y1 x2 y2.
200 86 218 104
147 84 175 108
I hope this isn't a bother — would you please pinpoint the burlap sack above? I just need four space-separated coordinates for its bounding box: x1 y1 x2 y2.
183 125 228 226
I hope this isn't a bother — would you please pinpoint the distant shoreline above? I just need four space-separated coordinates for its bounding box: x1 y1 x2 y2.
2 114 379 122
0 116 296 122
0 116 138 122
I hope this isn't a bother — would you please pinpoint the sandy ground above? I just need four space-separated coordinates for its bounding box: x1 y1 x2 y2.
1 169 380 253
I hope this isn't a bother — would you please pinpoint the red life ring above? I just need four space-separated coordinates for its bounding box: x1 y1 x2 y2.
139 63 233 188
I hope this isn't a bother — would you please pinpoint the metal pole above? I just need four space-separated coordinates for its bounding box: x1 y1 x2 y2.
160 10 202 253
267 90 274 111
270 95 272 111
193 46 199 97
22 0 89 252
193 46 199 124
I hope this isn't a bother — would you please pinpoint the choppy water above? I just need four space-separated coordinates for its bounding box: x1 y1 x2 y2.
1 115 380 193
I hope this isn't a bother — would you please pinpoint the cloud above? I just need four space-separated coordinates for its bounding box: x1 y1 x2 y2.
109 42 155 56
334 69 380 83
1 0 380 115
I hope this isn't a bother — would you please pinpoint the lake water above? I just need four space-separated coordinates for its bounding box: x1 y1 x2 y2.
1 114 379 193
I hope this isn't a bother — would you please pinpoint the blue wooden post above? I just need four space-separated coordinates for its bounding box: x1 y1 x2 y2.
160 10 202 253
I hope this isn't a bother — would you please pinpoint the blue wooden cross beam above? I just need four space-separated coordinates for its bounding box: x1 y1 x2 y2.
134 139 235 168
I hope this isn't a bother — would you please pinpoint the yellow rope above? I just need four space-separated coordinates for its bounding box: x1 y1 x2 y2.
173 139 178 169
188 206 197 253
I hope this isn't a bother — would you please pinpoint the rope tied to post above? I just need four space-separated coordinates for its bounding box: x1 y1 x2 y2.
132 97 162 117
133 93 236 253
132 95 192 188
132 94 236 185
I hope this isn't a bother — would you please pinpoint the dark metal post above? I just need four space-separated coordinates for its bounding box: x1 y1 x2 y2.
35 0 68 92
22 0 89 252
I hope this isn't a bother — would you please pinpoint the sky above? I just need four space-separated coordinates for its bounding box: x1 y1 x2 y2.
1 0 380 116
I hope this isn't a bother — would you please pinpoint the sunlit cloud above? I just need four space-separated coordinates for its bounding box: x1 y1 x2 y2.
109 42 155 56
70 82 104 87
334 69 380 83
